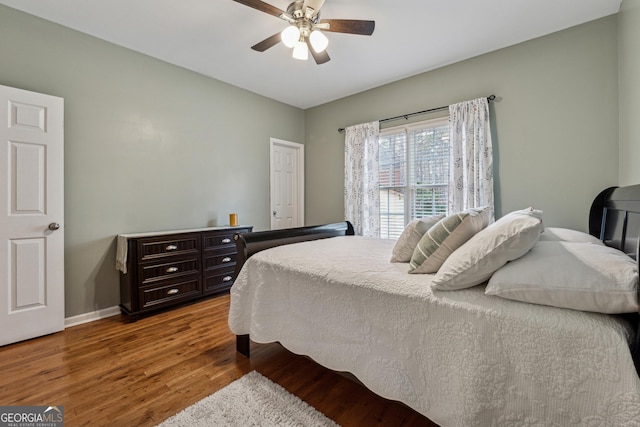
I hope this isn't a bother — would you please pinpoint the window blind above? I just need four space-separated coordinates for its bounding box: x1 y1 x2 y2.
379 118 449 239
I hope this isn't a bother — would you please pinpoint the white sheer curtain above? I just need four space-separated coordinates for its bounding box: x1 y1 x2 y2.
448 98 494 219
344 121 380 236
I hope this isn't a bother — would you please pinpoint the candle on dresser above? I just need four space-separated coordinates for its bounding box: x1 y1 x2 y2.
229 213 238 226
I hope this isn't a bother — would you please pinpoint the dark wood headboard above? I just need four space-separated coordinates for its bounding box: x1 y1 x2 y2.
589 184 640 260
589 184 640 372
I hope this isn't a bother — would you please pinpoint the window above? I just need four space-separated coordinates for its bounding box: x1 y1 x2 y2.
379 117 449 239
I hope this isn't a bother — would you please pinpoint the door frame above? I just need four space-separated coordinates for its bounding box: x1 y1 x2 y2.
269 137 304 229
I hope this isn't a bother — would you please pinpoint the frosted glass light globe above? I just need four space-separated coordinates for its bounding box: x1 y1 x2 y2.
292 40 309 60
281 26 300 48
309 30 328 52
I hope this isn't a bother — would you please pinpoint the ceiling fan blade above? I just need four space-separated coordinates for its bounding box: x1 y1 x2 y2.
306 38 330 64
232 0 290 20
318 19 375 36
251 32 282 52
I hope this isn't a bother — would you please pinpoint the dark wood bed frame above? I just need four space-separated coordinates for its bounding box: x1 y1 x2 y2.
233 184 640 372
589 184 640 372
233 221 354 357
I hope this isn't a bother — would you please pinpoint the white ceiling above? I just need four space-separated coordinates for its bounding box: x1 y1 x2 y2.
0 0 622 109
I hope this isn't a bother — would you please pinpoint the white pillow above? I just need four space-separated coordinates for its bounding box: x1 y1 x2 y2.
409 207 490 274
539 227 604 245
485 241 639 314
390 215 445 263
432 208 543 290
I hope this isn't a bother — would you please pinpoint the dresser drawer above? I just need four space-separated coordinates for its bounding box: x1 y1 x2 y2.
204 270 235 294
140 257 200 284
139 277 202 310
203 250 237 272
203 232 236 250
138 233 200 262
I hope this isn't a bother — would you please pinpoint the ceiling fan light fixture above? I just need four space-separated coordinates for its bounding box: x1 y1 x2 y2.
292 39 309 60
233 0 375 65
281 25 300 48
309 30 328 53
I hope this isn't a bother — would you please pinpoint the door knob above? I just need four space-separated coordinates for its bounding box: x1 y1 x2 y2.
48 223 60 231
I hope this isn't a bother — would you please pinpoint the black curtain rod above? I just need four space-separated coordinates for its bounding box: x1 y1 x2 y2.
338 94 496 133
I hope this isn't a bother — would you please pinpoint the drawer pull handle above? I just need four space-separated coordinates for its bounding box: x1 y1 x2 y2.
223 276 232 282
167 288 179 295
222 257 232 263
166 267 179 273
165 245 178 251
222 238 231 244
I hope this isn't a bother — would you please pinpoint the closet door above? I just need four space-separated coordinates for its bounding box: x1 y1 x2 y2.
0 85 64 346
270 138 304 230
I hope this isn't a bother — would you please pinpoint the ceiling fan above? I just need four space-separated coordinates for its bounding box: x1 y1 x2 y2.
232 0 375 64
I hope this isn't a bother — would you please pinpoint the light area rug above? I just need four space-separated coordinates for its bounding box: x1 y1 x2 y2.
158 371 340 426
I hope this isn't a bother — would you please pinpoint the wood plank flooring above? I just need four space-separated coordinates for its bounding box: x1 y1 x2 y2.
0 294 437 426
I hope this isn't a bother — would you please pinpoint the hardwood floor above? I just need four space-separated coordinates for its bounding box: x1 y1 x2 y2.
0 294 437 426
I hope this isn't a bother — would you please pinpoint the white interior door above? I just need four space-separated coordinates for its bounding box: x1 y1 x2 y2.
270 138 304 230
0 85 64 346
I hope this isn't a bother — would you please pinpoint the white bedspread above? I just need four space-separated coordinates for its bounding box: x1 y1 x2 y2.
228 236 640 426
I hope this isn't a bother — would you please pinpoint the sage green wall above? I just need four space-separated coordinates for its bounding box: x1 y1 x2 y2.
619 0 640 186
305 16 619 231
0 5 305 318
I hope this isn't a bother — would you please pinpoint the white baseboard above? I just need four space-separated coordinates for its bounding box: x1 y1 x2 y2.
65 305 121 328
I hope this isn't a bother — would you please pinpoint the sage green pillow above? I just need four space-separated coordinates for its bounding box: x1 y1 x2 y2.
409 207 490 274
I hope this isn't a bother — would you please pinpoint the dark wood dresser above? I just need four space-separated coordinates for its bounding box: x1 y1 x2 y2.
117 226 252 319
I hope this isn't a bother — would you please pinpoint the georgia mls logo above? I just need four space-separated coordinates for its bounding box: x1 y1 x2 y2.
0 405 64 426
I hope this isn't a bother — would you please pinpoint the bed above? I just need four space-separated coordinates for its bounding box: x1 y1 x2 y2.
228 185 640 426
